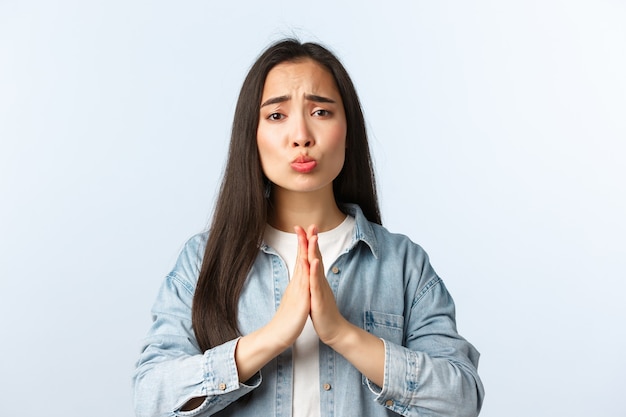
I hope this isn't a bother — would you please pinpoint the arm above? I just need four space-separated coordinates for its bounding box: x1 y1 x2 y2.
371 276 484 417
234 226 312 381
308 228 484 417
132 274 261 417
134 231 313 416
321 320 386 387
307 230 386 387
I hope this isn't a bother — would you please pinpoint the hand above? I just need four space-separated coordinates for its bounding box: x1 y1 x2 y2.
305 225 350 346
267 225 312 349
234 226 311 382
235 224 383 385
305 225 385 387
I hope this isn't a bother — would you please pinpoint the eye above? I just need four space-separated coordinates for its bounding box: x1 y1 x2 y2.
267 113 284 121
313 109 331 117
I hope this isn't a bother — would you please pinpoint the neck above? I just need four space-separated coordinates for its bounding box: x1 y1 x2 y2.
268 186 345 233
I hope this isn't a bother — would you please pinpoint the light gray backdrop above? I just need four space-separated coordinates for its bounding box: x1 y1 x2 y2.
1 1 625 416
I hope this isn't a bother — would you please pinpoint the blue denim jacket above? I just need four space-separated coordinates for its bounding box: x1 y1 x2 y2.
133 204 484 416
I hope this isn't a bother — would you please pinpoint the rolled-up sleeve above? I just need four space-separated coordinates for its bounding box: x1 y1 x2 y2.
366 277 484 417
133 235 261 417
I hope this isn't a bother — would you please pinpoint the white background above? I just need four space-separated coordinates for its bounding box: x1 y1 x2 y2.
1 1 625 416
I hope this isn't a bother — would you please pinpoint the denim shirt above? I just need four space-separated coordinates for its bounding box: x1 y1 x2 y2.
133 204 484 417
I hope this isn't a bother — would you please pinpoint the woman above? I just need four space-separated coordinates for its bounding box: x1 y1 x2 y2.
133 39 484 417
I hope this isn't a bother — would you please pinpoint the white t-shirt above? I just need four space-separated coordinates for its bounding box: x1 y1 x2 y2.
263 215 355 417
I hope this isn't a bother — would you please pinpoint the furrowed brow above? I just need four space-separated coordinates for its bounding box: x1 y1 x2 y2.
305 94 336 104
261 95 291 107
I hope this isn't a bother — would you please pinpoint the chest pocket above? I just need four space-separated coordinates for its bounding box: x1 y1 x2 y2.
364 310 404 345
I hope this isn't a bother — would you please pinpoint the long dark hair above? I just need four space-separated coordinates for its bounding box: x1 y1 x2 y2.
192 39 381 351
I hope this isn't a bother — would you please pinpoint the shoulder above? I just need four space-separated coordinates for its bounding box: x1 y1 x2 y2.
367 222 441 294
167 231 209 292
370 222 430 262
347 203 427 259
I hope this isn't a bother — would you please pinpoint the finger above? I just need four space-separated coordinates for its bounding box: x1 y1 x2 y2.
309 258 322 290
294 226 310 275
306 224 318 239
294 226 307 254
294 225 307 241
308 241 328 307
308 233 323 266
308 234 321 265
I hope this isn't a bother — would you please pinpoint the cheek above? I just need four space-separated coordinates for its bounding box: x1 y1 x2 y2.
256 135 281 179
334 147 346 171
256 137 269 173
256 123 283 159
328 129 347 172
329 124 347 154
256 129 273 160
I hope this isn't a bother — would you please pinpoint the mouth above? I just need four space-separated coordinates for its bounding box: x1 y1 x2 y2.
291 155 317 173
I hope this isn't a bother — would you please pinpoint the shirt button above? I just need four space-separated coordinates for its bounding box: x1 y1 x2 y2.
331 266 340 274
385 399 394 407
218 383 227 391
323 383 332 391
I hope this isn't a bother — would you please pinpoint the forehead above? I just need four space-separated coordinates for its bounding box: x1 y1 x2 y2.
261 59 340 98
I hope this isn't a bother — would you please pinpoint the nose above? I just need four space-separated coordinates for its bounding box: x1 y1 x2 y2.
291 115 314 148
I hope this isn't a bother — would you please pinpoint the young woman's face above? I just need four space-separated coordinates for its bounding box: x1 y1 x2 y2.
257 59 347 196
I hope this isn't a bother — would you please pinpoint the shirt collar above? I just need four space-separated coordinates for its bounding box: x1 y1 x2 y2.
260 203 380 259
342 203 379 259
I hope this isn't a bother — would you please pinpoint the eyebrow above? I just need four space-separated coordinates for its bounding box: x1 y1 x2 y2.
261 94 336 107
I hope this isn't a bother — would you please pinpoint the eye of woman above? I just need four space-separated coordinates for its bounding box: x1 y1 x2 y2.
313 109 330 117
268 112 284 121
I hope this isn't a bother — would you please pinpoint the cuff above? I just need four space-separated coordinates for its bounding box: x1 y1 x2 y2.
367 338 415 415
174 338 262 416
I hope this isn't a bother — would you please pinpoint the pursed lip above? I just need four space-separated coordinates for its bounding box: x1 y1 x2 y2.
291 155 317 173
292 155 315 163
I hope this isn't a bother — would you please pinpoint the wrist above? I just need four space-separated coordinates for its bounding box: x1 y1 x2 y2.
323 319 358 353
235 326 288 382
324 323 386 387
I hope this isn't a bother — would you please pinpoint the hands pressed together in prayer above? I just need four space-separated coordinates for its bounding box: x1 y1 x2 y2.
233 225 385 388
273 225 347 349
183 225 362 411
